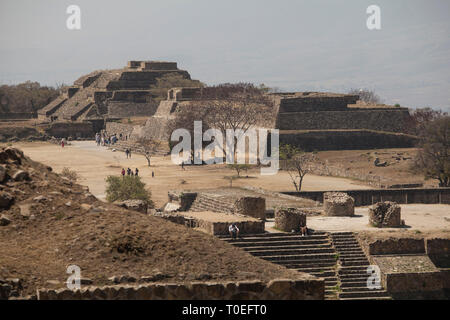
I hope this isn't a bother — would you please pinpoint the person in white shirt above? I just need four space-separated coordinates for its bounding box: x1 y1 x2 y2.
229 223 240 240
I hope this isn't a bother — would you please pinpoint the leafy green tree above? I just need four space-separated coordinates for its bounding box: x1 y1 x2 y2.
105 175 154 207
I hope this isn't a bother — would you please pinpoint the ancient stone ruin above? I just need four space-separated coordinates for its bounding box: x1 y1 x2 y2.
36 60 195 139
369 201 402 227
233 197 266 220
274 208 306 232
323 192 355 216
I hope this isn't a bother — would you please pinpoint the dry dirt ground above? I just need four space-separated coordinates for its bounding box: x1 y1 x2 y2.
300 204 450 232
14 141 372 208
315 148 434 187
0 147 304 296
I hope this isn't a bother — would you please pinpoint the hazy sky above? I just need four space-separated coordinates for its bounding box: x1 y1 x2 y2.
1 0 449 111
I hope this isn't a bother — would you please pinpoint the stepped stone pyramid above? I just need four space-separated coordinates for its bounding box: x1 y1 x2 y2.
38 60 192 122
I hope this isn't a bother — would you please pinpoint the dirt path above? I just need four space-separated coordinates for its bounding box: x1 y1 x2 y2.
16 141 372 207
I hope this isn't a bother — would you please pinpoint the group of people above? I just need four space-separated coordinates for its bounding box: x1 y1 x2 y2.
121 167 139 177
96 132 123 147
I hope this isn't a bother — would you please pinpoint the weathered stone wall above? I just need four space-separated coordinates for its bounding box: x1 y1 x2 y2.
277 95 358 112
0 112 35 120
364 238 425 255
426 238 450 268
279 130 417 151
130 116 173 141
107 102 159 118
233 197 266 220
36 278 324 300
368 201 402 227
44 122 95 139
283 188 450 206
274 208 306 232
323 192 354 216
276 109 410 132
201 220 265 235
105 122 136 138
371 255 445 299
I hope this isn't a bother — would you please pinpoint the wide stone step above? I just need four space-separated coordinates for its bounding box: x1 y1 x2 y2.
264 252 336 261
339 274 370 280
227 239 331 247
248 247 336 256
276 259 337 268
311 272 337 278
222 235 329 243
339 296 392 301
340 281 369 288
339 290 391 299
341 260 369 267
240 243 332 251
341 286 386 293
295 266 335 273
284 259 336 269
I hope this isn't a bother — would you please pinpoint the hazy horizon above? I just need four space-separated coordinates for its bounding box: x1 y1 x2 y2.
1 0 449 111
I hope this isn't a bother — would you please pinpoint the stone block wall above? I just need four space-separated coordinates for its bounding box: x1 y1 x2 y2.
44 122 95 139
278 95 358 113
36 278 324 300
274 208 306 232
323 192 354 216
105 122 136 138
283 188 450 206
276 109 411 132
233 197 266 220
107 102 159 118
279 130 417 151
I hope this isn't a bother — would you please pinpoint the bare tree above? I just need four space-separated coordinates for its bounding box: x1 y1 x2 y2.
414 116 450 187
136 138 162 167
170 83 275 162
280 144 317 192
348 88 381 104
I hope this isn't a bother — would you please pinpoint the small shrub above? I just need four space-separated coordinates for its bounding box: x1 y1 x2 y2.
105 175 153 207
61 167 78 181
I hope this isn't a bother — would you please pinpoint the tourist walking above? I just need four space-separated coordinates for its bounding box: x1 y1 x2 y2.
61 138 65 148
127 168 132 176
135 168 139 176
121 168 125 178
125 148 130 159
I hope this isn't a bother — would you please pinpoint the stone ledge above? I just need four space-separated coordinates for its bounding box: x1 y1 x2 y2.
36 278 324 300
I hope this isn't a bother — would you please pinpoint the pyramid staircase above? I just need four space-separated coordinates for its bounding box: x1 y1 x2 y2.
220 231 393 300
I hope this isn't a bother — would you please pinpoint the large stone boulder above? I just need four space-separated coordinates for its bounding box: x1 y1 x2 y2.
0 214 11 226
115 200 148 213
12 170 30 181
233 197 266 220
323 192 354 216
369 201 402 227
0 165 6 183
274 208 306 232
0 192 14 210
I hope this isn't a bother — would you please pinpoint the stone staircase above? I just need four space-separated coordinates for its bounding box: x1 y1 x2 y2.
188 193 235 214
220 231 393 300
331 232 392 300
220 232 340 299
